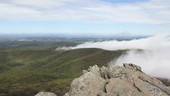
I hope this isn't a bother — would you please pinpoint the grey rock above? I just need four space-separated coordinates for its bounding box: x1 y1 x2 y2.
35 92 57 96
65 64 170 96
65 72 106 96
87 65 101 76
63 93 69 96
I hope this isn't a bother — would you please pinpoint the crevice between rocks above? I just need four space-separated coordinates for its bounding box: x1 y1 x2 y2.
103 81 109 93
133 81 142 93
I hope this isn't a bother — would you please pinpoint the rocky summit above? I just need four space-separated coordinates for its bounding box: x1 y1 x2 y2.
64 64 170 96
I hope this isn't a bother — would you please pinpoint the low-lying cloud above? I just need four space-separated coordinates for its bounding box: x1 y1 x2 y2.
70 35 170 51
65 34 170 79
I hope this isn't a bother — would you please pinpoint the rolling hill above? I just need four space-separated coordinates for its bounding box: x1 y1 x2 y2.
0 47 126 96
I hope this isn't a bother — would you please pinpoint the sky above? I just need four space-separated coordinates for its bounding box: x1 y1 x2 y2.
0 0 170 36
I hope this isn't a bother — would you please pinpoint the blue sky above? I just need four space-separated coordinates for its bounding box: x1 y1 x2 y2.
0 0 170 36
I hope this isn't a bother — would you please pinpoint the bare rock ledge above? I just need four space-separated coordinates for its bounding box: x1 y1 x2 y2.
64 63 170 96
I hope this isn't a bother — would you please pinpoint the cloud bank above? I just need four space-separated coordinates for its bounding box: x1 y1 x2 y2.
70 34 170 50
0 0 170 24
66 34 170 79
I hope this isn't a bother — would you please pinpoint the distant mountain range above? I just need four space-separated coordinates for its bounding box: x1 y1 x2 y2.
0 34 149 39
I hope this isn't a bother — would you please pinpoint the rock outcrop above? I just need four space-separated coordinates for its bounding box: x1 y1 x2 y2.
64 64 170 96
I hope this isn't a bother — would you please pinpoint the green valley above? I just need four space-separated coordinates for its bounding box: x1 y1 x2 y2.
0 45 125 96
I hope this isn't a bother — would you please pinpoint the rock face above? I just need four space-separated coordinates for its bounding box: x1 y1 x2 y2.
35 92 57 96
64 64 170 96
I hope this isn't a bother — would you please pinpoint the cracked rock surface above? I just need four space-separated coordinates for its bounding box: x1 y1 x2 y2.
64 64 170 96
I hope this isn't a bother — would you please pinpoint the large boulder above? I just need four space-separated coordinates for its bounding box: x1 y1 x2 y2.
65 64 170 96
67 72 106 96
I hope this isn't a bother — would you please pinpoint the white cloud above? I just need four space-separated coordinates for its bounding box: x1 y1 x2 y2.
0 3 41 20
0 0 170 24
112 49 170 79
68 34 169 50
63 34 170 79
